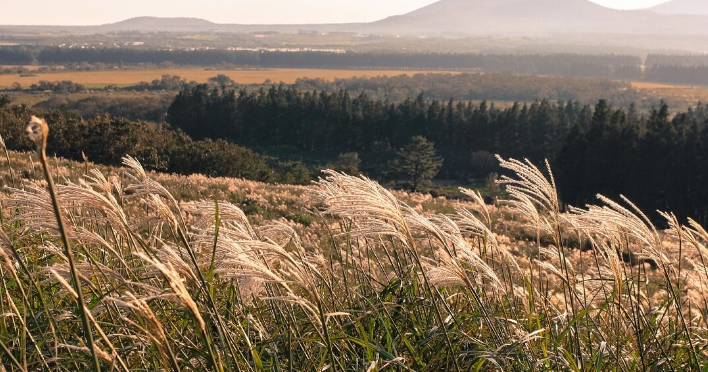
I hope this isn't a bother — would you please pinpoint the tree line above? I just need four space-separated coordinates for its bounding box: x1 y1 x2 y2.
0 102 275 182
646 54 708 68
292 73 642 105
645 65 708 85
6 46 708 85
166 83 708 224
21 72 657 128
25 47 640 78
4 81 708 224
164 84 604 160
0 46 34 65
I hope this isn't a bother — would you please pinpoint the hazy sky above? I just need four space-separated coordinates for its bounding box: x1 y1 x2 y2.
1 0 673 26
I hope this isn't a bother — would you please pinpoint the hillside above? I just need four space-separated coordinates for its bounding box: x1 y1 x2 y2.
3 0 708 38
102 16 217 32
650 0 708 15
364 0 708 36
1 138 706 370
368 0 633 35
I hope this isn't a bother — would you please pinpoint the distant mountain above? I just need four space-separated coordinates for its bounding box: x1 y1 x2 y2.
2 0 708 40
364 0 685 36
103 17 217 32
650 0 708 15
94 16 352 34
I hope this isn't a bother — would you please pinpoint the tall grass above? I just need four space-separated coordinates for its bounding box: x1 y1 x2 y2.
0 117 707 370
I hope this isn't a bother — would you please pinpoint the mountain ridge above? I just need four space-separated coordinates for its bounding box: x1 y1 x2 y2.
365 0 687 36
103 16 218 32
650 0 708 15
1 0 707 37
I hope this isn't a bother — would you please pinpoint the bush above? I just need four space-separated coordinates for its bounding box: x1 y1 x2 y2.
170 138 273 181
29 80 85 93
0 107 274 182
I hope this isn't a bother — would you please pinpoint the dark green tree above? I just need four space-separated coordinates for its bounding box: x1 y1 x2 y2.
390 136 443 192
332 152 361 175
208 74 236 88
0 94 15 109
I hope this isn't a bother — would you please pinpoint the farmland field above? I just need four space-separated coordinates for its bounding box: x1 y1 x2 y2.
0 67 465 89
630 81 692 89
630 80 708 109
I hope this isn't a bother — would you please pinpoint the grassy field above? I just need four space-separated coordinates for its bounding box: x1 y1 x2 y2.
2 69 708 115
631 81 690 89
0 67 464 89
1 118 707 370
631 80 708 108
0 65 48 70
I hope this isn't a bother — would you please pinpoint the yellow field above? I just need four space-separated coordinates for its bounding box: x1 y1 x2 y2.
0 65 50 71
631 81 699 89
0 67 463 89
630 80 708 110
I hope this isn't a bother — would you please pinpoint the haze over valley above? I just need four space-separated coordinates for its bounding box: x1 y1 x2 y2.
0 0 706 44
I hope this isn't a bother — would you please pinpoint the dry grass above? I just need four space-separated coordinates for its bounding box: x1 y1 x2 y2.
631 80 708 110
630 81 690 89
0 65 49 71
1 119 708 371
0 67 464 89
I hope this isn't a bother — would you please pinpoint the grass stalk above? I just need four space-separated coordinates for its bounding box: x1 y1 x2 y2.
0 135 15 189
26 116 102 372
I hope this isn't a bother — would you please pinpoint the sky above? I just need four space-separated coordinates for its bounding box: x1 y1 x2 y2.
0 0 673 26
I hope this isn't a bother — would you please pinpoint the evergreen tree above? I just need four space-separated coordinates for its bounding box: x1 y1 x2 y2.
0 94 15 109
390 136 443 192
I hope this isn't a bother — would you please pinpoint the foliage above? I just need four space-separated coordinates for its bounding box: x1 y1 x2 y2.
0 94 15 108
166 84 584 159
331 151 361 175
171 138 274 180
0 105 274 182
0 45 34 64
265 159 312 185
390 136 443 191
646 65 708 85
646 54 708 67
123 74 190 91
35 47 641 78
293 73 642 104
556 100 708 224
208 74 236 88
164 85 708 225
34 94 175 122
28 80 85 94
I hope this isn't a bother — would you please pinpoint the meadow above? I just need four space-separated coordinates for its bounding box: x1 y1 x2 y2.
630 81 708 109
0 67 464 89
4 67 708 115
0 117 706 371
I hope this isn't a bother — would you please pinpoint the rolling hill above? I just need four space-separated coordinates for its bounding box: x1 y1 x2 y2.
2 0 708 39
650 0 708 15
102 17 217 32
363 0 706 36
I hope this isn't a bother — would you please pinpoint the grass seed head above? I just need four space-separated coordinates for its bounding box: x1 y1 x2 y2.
26 116 49 153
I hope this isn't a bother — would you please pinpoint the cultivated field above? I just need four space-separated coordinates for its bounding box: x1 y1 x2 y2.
0 67 464 89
